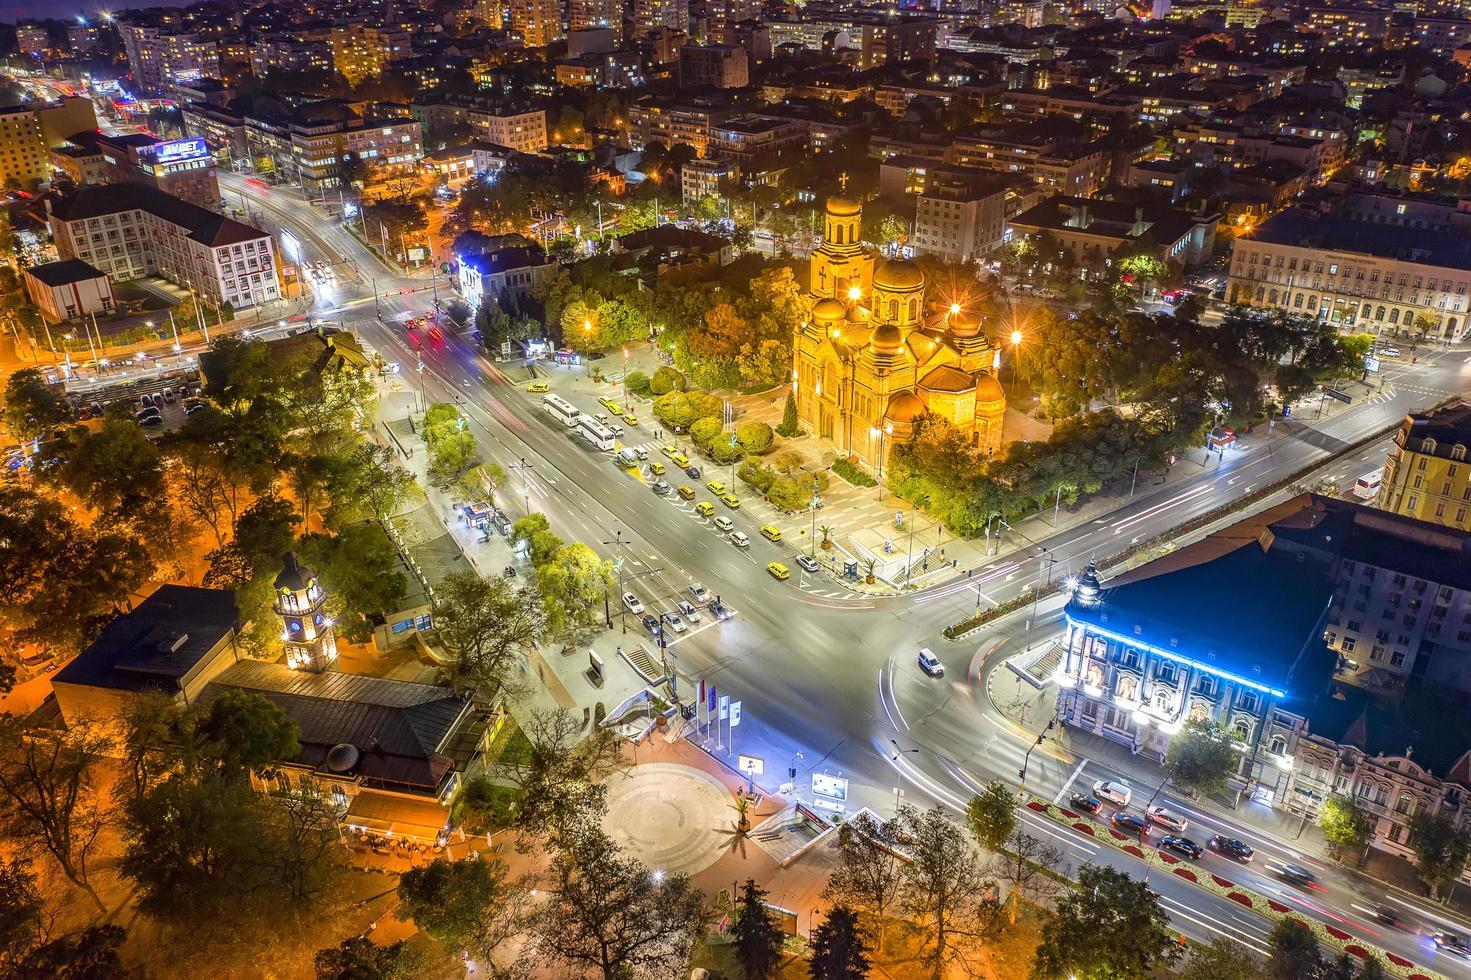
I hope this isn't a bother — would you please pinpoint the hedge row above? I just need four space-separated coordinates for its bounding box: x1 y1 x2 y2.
832 457 877 487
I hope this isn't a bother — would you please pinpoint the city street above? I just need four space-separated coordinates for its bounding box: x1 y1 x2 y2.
235 175 1471 972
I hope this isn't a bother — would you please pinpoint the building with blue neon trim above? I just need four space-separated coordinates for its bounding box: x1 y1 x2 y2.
1057 505 1339 803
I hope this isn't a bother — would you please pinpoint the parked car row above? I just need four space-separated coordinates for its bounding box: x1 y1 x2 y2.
623 583 731 640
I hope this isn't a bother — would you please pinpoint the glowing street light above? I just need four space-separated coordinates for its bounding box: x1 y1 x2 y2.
847 284 862 302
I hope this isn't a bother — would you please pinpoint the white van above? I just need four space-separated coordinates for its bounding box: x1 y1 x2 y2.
1352 469 1382 500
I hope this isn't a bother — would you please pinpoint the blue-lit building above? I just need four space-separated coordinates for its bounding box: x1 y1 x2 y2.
1056 517 1339 805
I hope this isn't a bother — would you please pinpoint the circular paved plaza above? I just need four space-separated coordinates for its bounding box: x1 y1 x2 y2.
601 763 734 875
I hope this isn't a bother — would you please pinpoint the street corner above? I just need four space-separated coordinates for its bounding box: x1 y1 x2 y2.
600 761 745 876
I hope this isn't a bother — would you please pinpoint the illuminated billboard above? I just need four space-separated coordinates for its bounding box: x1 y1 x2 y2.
145 138 210 165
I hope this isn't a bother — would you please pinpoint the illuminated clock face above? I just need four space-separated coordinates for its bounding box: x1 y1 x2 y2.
287 619 303 634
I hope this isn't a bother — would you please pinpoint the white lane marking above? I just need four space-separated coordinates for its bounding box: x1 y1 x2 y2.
1053 759 1089 805
1157 894 1271 954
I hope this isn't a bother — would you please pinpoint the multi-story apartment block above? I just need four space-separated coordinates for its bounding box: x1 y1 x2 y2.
16 23 49 59
291 115 423 195
1227 207 1471 341
1378 403 1471 533
1412 16 1471 53
1302 6 1394 45
250 33 335 78
510 0 563 47
911 174 1015 265
329 24 412 86
947 132 1109 196
181 104 249 164
67 22 102 56
629 97 731 157
634 0 690 38
677 44 749 89
47 184 280 311
569 0 624 39
681 156 738 204
0 96 97 187
709 115 806 167
120 22 221 94
859 19 937 69
466 107 547 153
706 0 761 43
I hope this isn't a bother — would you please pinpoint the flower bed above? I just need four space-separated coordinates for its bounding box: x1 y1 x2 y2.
1021 795 1445 980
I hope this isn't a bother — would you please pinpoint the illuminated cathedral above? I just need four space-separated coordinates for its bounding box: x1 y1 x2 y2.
792 191 1007 471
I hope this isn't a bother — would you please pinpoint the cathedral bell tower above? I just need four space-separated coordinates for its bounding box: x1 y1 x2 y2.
808 174 875 303
274 551 338 673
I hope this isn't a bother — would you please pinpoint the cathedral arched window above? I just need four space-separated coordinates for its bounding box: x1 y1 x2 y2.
888 299 898 319
907 298 918 321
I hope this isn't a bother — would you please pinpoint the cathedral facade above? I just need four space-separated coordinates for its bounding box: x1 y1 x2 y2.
792 193 1007 472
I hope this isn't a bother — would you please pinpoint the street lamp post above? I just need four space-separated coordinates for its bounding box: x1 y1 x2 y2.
600 529 629 633
890 739 918 816
870 423 892 501
1129 455 1145 499
809 473 820 559
583 320 592 376
1018 716 1056 799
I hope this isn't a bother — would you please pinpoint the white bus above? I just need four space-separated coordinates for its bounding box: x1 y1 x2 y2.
576 414 616 451
1352 468 1382 500
542 393 580 427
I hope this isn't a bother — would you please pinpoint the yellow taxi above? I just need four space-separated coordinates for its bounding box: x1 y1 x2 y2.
677 485 696 500
649 461 666 476
672 452 690 467
528 381 550 393
706 480 726 495
661 444 678 458
694 501 715 517
766 562 791 581
720 493 741 510
760 525 782 542
624 414 639 426
598 395 617 410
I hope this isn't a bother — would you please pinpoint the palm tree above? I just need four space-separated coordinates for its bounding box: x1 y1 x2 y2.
819 524 834 549
863 558 877 584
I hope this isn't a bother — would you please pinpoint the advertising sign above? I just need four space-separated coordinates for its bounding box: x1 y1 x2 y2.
812 772 848 801
148 138 209 164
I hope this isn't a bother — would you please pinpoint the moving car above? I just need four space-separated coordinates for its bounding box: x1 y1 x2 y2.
795 555 819 573
651 479 671 495
1433 934 1471 959
1092 780 1132 806
649 461 666 476
1371 905 1412 930
695 502 715 517
661 444 678 458
1160 835 1202 859
622 592 645 615
1110 812 1150 837
713 516 734 532
634 447 649 461
624 414 639 426
677 600 701 623
677 485 696 500
1146 805 1188 832
641 613 662 637
767 562 791 580
685 465 701 479
706 480 727 495
672 452 690 467
720 493 741 509
760 525 782 541
1381 347 1402 358
1208 835 1254 861
660 611 686 633
917 648 943 676
1068 793 1102 814
730 531 750 548
1274 863 1316 887
688 583 713 604
710 599 732 620
528 381 550 393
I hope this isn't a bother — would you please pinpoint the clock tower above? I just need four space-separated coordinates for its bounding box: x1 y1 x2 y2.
274 552 337 672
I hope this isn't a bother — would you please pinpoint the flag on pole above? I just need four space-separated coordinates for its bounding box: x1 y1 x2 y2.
708 684 717 713
718 695 730 720
730 700 742 727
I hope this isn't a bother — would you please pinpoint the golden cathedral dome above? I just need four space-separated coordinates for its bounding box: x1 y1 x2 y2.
976 375 1006 404
826 194 862 217
885 390 927 423
813 297 846 322
874 259 924 291
870 322 902 352
947 308 982 338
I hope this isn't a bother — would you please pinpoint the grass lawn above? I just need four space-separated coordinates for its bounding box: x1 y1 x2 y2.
487 717 535 767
